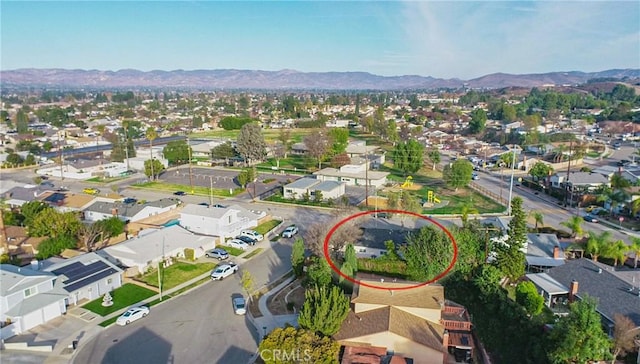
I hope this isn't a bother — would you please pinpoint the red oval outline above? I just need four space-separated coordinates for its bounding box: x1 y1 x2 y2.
323 209 458 291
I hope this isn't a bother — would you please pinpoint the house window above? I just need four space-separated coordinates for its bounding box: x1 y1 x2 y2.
285 189 293 194
24 287 36 298
107 278 113 284
358 248 366 253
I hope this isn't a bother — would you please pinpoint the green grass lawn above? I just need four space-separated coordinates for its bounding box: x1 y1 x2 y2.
254 219 283 235
86 176 127 184
82 283 156 316
257 155 314 172
137 262 216 290
217 244 245 256
424 188 504 214
132 181 243 197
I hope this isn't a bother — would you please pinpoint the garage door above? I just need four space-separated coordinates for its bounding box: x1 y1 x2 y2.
21 310 42 331
43 301 63 322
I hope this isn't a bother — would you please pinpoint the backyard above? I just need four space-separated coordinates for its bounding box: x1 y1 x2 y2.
82 283 156 316
136 261 216 290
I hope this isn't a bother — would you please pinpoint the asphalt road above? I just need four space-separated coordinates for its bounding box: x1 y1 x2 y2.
72 238 297 364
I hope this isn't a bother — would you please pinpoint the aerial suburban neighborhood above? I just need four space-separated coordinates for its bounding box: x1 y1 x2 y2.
0 74 639 364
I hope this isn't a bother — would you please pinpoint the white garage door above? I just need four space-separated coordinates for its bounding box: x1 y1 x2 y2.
43 301 63 322
21 310 43 331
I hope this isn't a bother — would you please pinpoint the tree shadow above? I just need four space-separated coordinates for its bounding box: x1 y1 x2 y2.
102 327 172 364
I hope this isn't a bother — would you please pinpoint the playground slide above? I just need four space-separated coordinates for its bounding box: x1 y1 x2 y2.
433 197 441 204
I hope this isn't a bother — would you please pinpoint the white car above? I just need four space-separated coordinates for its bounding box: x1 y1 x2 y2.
211 263 238 280
226 239 249 251
232 296 246 315
116 306 149 326
281 225 299 238
239 229 264 242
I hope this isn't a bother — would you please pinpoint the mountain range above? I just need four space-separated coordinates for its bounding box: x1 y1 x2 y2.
1 68 638 90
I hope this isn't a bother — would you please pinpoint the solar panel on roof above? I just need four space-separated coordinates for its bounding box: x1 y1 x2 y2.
44 193 66 203
55 261 110 285
52 262 84 276
64 268 118 292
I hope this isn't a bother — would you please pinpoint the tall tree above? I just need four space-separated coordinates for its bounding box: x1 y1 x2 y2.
291 238 306 277
144 159 165 180
343 244 358 274
298 285 350 336
20 201 51 227
304 129 330 169
529 162 554 182
277 129 292 158
15 109 29 133
515 281 544 315
442 159 473 191
426 147 441 170
328 128 349 155
29 209 81 238
236 123 266 164
496 197 527 281
211 142 237 165
468 108 487 134
611 314 639 364
146 127 158 180
258 327 340 364
629 237 640 268
530 211 544 232
306 257 333 287
585 231 612 262
393 140 424 175
548 296 613 364
604 240 628 267
401 226 454 282
163 140 191 165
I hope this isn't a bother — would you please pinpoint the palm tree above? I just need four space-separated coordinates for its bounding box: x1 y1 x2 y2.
610 173 631 190
629 237 640 268
585 231 612 262
607 189 630 216
460 201 479 227
146 127 158 180
560 216 584 239
530 211 544 232
605 240 629 267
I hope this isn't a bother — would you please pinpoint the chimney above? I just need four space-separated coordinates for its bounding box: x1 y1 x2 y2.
569 280 579 302
442 330 450 364
111 208 118 216
30 260 39 271
553 246 560 259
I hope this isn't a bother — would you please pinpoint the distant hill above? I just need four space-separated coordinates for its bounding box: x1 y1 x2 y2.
1 68 638 90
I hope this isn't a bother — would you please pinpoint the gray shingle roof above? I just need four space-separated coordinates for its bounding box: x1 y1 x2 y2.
546 259 640 326
284 177 319 190
84 198 178 217
0 264 56 296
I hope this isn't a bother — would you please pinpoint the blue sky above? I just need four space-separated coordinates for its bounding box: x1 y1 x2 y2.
1 1 638 79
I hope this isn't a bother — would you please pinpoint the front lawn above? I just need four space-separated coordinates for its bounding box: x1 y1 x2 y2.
137 261 216 290
254 219 283 235
132 181 243 197
82 283 156 316
216 244 245 256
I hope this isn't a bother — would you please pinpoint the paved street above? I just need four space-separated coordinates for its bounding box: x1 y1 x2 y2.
72 239 296 364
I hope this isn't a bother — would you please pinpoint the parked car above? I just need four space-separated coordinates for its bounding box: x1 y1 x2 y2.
281 225 299 238
40 181 55 188
174 191 186 196
583 214 599 223
239 229 264 242
123 198 137 204
198 202 209 206
613 142 622 150
234 235 257 246
226 239 249 251
116 306 149 326
205 248 229 260
83 187 100 195
585 205 600 213
210 262 238 280
212 204 227 208
472 173 479 180
232 296 246 315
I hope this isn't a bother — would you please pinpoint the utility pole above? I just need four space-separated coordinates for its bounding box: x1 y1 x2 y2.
59 131 65 180
365 142 369 208
507 148 517 215
564 140 573 207
124 126 130 172
187 135 194 194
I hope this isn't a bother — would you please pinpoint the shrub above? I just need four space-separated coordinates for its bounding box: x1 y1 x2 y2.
183 248 195 261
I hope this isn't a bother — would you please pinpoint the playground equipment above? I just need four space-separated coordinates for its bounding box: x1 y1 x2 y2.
427 190 441 204
401 176 413 189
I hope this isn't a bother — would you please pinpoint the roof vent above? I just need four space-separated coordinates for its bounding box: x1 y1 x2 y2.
598 268 602 274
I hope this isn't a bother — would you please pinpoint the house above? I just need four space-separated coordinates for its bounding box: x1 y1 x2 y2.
333 278 474 364
290 142 308 155
550 171 610 191
0 264 68 339
351 224 412 259
98 225 215 275
36 161 128 180
282 177 346 201
314 164 389 188
83 198 180 222
127 146 169 171
526 258 640 334
2 185 51 207
340 344 410 363
179 204 266 238
41 192 96 212
2 226 47 264
524 233 565 273
40 252 123 306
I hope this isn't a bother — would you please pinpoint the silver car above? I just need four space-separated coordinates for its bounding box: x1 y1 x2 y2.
233 297 246 315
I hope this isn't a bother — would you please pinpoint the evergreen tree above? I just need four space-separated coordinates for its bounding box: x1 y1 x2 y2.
236 123 266 164
392 140 424 175
496 197 527 281
298 285 350 336
306 257 332 287
548 296 613 364
344 244 358 273
291 238 305 277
